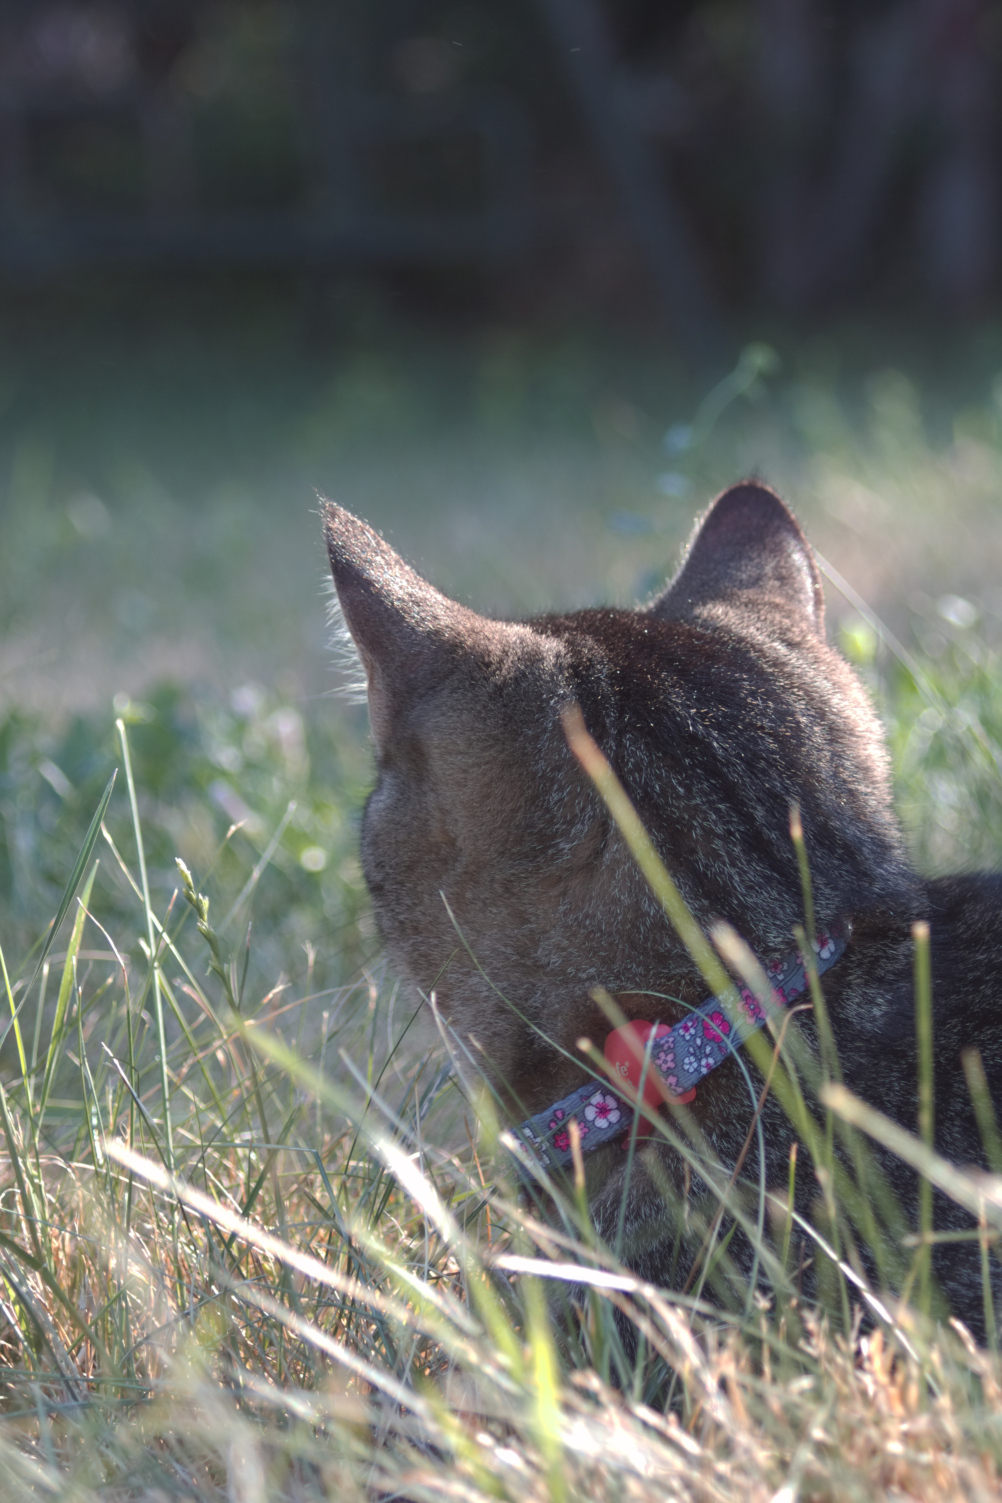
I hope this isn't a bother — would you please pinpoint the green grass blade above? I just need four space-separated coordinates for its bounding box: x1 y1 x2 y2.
36 861 98 1130
562 704 733 999
962 1047 1002 1175
0 939 31 1106
117 720 173 1172
822 1082 994 1269
20 770 116 1001
914 920 934 1318
0 1080 45 1266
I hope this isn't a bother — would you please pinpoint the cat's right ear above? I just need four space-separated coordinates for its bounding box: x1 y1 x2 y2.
649 481 825 635
323 502 481 750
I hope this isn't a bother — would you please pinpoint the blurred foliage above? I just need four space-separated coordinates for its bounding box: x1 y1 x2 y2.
883 644 1002 874
4 1 1002 318
0 680 376 1029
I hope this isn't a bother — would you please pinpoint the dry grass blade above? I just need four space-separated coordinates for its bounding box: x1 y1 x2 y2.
103 1139 477 1361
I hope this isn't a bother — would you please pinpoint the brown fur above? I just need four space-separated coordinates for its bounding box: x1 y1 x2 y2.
324 482 1002 1330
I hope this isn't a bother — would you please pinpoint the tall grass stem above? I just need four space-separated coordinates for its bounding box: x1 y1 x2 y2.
913 920 933 1318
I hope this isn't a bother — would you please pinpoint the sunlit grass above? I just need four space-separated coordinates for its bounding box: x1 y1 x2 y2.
5 310 1002 722
4 327 1002 1495
0 614 1000 1498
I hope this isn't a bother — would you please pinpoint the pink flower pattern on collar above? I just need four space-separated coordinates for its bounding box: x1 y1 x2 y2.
513 925 847 1178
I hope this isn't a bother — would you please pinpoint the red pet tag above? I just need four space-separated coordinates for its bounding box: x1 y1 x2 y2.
603 1020 696 1140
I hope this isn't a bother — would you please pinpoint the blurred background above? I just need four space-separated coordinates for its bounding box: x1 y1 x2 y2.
5 0 1002 999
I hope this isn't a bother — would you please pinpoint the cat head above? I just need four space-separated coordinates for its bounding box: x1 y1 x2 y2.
324 482 916 1111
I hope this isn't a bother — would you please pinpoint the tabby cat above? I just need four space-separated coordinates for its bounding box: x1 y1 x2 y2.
324 481 1002 1329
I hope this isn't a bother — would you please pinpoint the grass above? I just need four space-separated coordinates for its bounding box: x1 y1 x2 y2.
5 308 1002 1495
2 674 1002 1501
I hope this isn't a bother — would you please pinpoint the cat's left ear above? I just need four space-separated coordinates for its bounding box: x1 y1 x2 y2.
649 481 825 636
323 501 489 752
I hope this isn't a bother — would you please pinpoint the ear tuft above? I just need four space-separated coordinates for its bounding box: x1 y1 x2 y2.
324 501 447 643
322 500 484 749
650 481 825 634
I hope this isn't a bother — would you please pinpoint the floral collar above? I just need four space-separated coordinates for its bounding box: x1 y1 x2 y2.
509 925 847 1180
